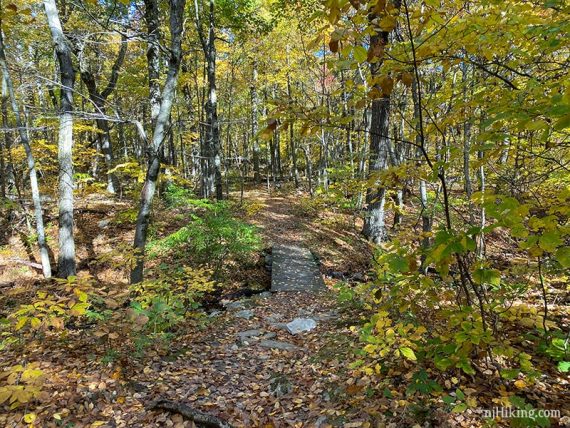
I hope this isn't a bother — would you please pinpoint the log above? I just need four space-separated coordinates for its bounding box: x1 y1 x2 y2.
148 399 233 428
0 258 43 270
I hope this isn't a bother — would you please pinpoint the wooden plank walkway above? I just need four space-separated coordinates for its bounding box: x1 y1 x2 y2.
271 244 325 292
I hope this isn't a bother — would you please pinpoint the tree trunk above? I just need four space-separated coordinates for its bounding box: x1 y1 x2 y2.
361 8 399 244
44 0 76 278
0 77 7 199
196 0 222 199
362 96 390 243
145 0 161 125
0 33 52 278
411 79 432 272
131 0 186 284
78 35 127 194
301 145 313 197
251 62 261 183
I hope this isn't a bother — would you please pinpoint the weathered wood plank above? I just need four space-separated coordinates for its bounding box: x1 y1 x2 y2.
271 244 325 292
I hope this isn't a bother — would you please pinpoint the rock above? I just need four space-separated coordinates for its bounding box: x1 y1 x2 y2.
286 318 317 335
329 271 345 279
97 219 110 229
236 329 262 340
271 322 288 330
255 291 272 299
208 310 222 318
314 311 338 321
265 314 282 323
225 301 246 311
351 272 365 282
259 340 299 351
269 374 292 397
261 332 276 340
234 309 254 320
264 255 273 271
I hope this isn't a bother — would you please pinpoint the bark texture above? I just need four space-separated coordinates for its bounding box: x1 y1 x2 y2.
44 0 77 278
131 0 186 284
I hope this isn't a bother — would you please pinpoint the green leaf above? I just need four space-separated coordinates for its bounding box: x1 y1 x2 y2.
554 114 570 130
69 303 89 316
434 356 453 371
539 231 562 252
353 46 367 63
554 247 570 268
472 268 500 286
400 347 417 361
558 361 570 373
452 403 467 413
443 395 456 404
388 254 409 273
457 360 476 375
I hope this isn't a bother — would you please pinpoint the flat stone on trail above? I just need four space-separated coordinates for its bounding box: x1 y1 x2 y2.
234 309 254 319
259 340 299 351
254 291 273 299
236 329 263 339
224 301 246 310
286 318 317 335
271 244 325 292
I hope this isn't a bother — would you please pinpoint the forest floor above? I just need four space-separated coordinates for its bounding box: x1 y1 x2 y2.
0 187 568 427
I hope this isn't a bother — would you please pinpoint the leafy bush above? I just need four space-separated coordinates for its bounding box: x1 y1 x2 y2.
125 266 215 354
151 199 261 273
163 182 195 207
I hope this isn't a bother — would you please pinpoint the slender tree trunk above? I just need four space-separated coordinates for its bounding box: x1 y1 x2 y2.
411 79 432 272
207 0 222 200
131 0 186 284
477 150 486 258
285 49 299 187
0 34 52 278
300 145 313 197
145 0 161 125
251 61 261 183
0 77 7 199
44 0 76 278
196 0 221 199
461 63 475 223
78 36 127 194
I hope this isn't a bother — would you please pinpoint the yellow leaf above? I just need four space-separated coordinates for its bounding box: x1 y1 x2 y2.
23 413 36 423
30 317 42 330
11 387 32 404
399 347 417 361
514 379 526 389
0 388 12 404
15 317 28 331
400 72 413 87
69 302 89 316
379 15 397 32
